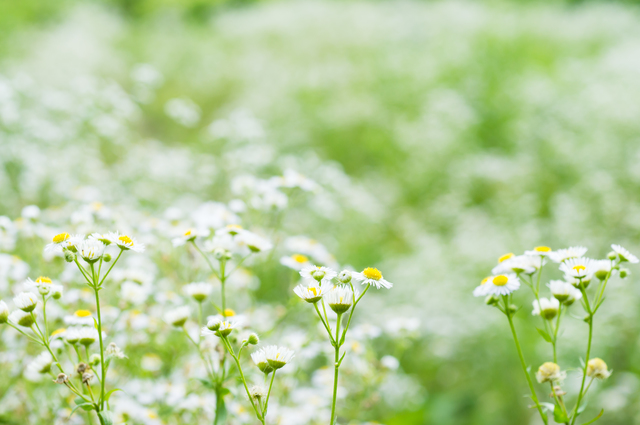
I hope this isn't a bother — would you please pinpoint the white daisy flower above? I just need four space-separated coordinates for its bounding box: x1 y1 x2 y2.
77 239 106 263
27 352 53 375
299 265 338 284
524 246 553 257
8 310 36 327
611 244 639 264
264 345 295 370
13 292 38 312
532 297 560 320
77 327 99 346
492 255 538 275
201 319 237 337
108 232 145 253
44 232 72 253
64 327 81 344
324 285 356 314
165 306 190 327
64 310 95 326
548 246 588 263
473 276 494 297
559 257 594 281
484 274 520 296
235 230 272 253
548 280 580 303
184 282 213 303
171 229 202 247
25 276 63 299
0 301 8 323
293 282 330 303
280 254 312 271
592 260 614 280
352 267 393 289
251 347 273 374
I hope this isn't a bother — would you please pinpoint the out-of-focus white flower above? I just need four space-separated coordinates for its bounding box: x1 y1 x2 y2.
107 232 145 253
0 301 8 323
473 276 493 297
548 280 581 304
13 292 38 312
171 229 198 247
611 244 639 263
381 355 400 370
492 255 538 275
264 345 295 370
300 265 337 284
8 309 35 327
78 327 99 346
21 205 40 220
524 246 553 257
559 257 594 281
549 246 588 263
165 306 190 327
164 98 201 127
280 254 312 270
235 230 272 253
532 297 560 320
64 310 94 326
27 352 53 375
592 260 614 280
141 354 163 372
251 348 274 374
184 282 213 303
483 274 520 296
352 267 393 289
106 342 127 359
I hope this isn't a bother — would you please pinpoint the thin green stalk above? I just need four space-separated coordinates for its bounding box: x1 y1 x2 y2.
220 337 263 423
90 265 106 411
553 304 563 363
330 313 342 425
570 286 593 425
263 370 277 417
313 303 335 344
504 297 548 425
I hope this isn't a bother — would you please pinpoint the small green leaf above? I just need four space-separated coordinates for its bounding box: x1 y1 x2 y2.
577 400 588 414
219 387 231 396
553 405 569 423
104 388 124 403
197 378 215 390
537 328 553 343
582 409 604 425
70 402 94 417
98 411 114 425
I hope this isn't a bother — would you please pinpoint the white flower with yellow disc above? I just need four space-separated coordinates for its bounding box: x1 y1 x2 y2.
483 274 520 296
352 267 393 289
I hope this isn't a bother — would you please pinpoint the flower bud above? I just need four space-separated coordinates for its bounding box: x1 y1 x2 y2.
38 285 51 296
51 287 62 300
250 385 266 402
89 354 101 366
337 270 352 284
247 333 259 345
620 268 629 279
587 358 612 380
213 248 228 260
53 373 69 384
508 304 517 314
103 253 112 263
311 269 326 281
607 251 617 260
77 363 89 375
207 318 221 331
63 249 76 263
82 372 94 385
485 294 499 306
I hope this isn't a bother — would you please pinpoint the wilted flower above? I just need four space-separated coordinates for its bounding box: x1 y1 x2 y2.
536 362 566 383
587 358 612 380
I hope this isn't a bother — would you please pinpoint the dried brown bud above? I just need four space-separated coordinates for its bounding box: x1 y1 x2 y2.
77 363 88 375
82 372 94 385
53 373 69 384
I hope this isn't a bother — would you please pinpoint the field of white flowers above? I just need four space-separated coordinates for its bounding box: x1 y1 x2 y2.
2 1 640 424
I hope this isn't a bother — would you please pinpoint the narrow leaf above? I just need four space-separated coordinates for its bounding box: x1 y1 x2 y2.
104 388 124 403
553 405 569 423
537 328 553 343
577 400 588 414
581 409 604 425
98 411 114 425
69 402 94 418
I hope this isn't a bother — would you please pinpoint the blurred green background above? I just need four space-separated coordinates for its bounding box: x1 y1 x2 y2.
3 0 640 424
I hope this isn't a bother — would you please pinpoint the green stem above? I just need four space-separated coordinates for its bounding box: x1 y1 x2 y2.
504 297 548 425
98 250 123 286
91 265 106 412
570 287 593 425
263 370 277 418
313 303 335 344
330 313 342 425
340 283 370 345
220 337 263 422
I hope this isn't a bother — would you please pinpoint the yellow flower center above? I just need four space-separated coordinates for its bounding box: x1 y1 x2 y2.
227 224 243 230
147 412 158 419
534 246 551 252
51 328 66 336
481 277 490 285
498 253 514 263
224 308 235 317
36 276 52 284
292 254 309 263
363 267 382 280
53 233 70 243
75 310 92 317
119 235 133 245
184 230 192 236
92 202 103 210
493 275 509 286
309 287 318 296
573 265 586 273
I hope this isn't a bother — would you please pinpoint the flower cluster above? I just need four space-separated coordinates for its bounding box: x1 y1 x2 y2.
474 244 636 425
